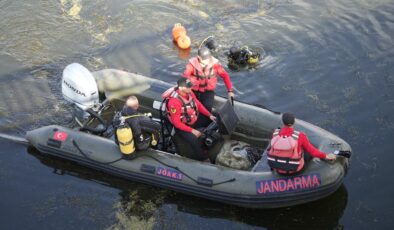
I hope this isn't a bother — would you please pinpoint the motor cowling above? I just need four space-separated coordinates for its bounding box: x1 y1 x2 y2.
62 63 99 111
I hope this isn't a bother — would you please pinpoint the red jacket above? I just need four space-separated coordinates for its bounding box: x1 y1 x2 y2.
277 126 326 159
167 91 211 133
183 57 233 92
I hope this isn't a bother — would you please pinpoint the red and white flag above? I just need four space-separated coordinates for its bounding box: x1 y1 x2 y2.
53 131 68 141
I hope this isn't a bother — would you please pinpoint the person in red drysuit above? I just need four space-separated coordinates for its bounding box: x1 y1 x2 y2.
268 112 336 174
183 47 234 127
163 77 216 161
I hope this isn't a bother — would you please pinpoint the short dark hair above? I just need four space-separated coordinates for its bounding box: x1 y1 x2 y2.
177 77 193 88
282 112 295 126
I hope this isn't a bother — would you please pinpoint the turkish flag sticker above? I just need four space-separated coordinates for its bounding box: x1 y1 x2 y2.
53 131 68 141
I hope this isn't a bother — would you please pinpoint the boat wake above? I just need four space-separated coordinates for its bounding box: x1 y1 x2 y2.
0 133 28 145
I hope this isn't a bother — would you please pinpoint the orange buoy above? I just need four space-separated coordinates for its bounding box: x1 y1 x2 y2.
177 35 191 49
172 23 191 49
172 23 186 41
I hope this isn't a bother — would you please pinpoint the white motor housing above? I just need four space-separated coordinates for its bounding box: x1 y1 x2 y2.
62 63 99 111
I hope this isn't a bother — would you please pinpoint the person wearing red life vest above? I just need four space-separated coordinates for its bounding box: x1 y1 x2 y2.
183 47 234 126
267 112 336 174
163 77 216 161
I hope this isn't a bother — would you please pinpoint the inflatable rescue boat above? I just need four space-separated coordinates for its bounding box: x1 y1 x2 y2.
26 63 352 208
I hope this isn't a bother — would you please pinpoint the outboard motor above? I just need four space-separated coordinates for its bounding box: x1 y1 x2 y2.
62 63 108 134
62 63 99 114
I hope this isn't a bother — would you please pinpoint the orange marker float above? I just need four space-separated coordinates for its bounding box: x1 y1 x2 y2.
172 23 191 49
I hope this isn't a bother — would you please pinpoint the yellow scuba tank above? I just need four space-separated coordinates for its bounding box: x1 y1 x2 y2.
242 46 260 64
247 54 259 64
116 122 135 155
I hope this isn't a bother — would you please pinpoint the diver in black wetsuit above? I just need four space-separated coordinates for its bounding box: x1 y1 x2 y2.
114 96 161 150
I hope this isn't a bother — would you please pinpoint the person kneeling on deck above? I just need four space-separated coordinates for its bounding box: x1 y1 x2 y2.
267 112 336 174
162 77 216 161
114 96 161 157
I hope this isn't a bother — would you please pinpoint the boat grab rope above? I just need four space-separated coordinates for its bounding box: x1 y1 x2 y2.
72 139 236 186
72 139 124 165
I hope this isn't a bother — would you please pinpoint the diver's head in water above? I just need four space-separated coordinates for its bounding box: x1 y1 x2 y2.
227 45 261 71
204 37 218 51
200 36 218 52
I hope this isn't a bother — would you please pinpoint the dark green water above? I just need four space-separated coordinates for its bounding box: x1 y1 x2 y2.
0 0 393 229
